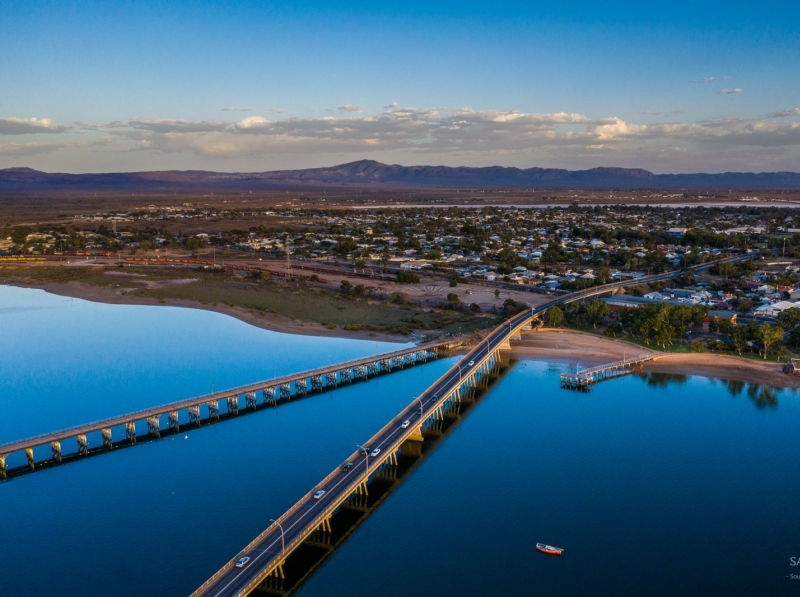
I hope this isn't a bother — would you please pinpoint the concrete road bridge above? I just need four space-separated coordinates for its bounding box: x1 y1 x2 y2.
192 254 753 597
0 339 460 480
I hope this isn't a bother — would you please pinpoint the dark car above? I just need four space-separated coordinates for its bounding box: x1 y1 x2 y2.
341 462 354 472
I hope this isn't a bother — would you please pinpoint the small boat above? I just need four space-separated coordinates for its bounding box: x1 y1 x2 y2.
536 543 564 556
184 435 189 440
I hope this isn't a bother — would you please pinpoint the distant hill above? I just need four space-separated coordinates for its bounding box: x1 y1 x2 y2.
2 160 800 191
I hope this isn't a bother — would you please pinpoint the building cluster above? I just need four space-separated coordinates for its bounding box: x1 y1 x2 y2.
5 204 800 321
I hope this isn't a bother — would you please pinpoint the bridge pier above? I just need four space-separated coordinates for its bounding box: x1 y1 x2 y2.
311 375 323 392
262 387 276 404
51 441 62 462
168 411 180 430
147 416 160 437
325 372 338 387
25 447 35 471
367 362 379 376
340 369 352 384
125 421 136 444
77 434 89 455
295 379 308 397
208 400 219 420
379 358 391 372
189 405 201 426
245 391 257 409
227 396 239 415
279 383 291 400
353 365 366 381
0 454 6 479
102 428 112 449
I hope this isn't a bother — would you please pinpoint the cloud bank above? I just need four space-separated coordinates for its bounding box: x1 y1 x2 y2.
2 104 800 172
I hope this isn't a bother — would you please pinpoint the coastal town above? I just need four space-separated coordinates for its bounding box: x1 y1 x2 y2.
4 204 800 366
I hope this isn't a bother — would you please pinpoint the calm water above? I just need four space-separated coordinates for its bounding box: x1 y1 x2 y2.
2 286 799 596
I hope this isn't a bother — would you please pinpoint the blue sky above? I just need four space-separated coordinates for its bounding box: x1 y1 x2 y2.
1 0 799 173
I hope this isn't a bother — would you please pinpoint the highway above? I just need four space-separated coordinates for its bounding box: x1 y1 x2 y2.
193 253 754 597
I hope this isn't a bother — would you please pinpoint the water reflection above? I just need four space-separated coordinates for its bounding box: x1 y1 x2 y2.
745 383 778 409
637 371 689 388
637 372 786 408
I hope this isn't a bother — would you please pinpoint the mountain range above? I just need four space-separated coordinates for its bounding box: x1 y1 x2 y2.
2 160 800 191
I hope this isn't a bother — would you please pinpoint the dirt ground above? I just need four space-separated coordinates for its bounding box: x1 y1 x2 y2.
512 329 800 389
29 281 409 344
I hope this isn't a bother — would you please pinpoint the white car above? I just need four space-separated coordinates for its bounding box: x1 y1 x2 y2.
313 490 326 499
468 360 475 366
236 556 250 568
401 420 410 429
370 448 381 457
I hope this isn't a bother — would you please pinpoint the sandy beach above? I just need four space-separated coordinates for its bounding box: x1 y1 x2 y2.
511 329 800 389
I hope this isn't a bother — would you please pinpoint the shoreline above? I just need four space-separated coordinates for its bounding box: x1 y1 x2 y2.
11 281 410 344
6 281 799 389
510 329 800 390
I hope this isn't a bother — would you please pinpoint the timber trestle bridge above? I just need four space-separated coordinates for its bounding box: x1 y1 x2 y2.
0 339 460 480
560 352 656 390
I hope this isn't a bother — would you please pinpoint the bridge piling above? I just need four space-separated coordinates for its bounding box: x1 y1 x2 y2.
189 405 201 425
51 441 62 462
147 416 160 438
208 400 219 420
25 447 34 471
168 411 180 430
125 421 136 444
227 396 239 415
245 391 257 409
325 372 337 387
262 387 275 405
102 428 112 449
77 434 88 455
0 455 6 479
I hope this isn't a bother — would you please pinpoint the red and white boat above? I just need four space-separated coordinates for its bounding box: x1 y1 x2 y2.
536 543 564 556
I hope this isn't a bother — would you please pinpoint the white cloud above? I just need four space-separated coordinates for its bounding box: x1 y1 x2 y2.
718 88 743 95
15 105 800 171
692 76 729 83
217 107 251 112
587 118 646 140
335 104 362 114
769 108 800 118
0 117 70 135
0 141 63 155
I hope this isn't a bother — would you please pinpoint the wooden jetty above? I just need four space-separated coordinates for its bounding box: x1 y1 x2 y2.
560 352 655 391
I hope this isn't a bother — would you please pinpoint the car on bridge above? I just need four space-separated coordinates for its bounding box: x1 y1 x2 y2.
235 557 250 568
468 360 474 366
401 420 410 429
313 490 326 499
370 448 381 457
341 462 354 472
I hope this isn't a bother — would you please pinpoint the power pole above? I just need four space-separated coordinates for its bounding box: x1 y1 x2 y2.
285 234 292 280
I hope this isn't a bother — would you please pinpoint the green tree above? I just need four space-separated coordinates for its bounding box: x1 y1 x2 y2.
584 299 610 329
547 306 564 328
340 279 352 295
732 327 748 356
758 323 785 360
777 307 800 330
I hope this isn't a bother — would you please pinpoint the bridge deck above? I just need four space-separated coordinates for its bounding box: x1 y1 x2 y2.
0 339 456 457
